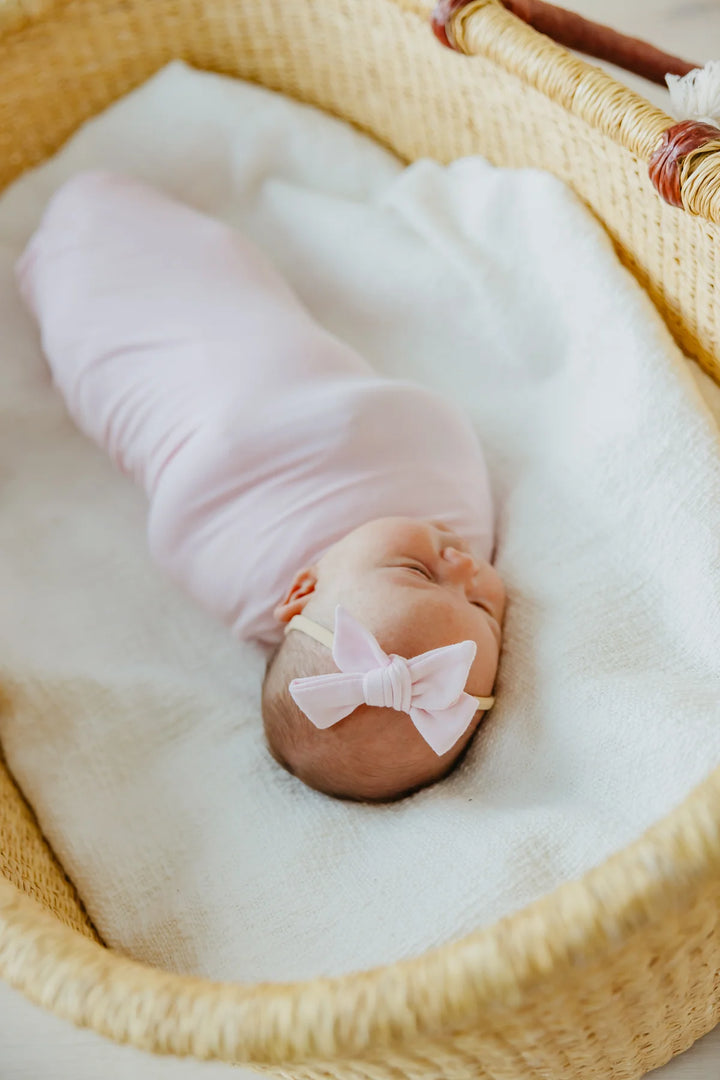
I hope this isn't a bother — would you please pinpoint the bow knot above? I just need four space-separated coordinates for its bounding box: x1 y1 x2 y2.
362 655 413 712
288 606 481 756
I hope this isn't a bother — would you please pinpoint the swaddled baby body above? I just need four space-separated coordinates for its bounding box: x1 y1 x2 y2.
17 171 505 802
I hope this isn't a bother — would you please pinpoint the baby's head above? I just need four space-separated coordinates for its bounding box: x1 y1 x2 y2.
262 517 505 802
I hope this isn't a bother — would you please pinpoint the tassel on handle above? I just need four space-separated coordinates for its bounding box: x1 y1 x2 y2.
667 61 720 128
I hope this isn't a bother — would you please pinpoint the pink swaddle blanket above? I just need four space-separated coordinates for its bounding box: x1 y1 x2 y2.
17 171 494 647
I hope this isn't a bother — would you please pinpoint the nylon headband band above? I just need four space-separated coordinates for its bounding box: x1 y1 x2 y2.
286 613 334 650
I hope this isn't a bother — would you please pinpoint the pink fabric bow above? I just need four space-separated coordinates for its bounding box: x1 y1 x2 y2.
289 606 479 755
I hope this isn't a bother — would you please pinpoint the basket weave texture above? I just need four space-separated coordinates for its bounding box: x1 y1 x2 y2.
2 1 720 1076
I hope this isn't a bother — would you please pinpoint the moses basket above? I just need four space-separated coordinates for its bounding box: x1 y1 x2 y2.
2 0 720 1076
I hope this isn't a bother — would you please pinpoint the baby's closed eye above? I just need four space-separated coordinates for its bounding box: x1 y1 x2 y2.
397 562 493 615
401 562 433 580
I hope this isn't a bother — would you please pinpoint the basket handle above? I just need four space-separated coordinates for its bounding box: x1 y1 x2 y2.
432 0 720 218
432 0 698 85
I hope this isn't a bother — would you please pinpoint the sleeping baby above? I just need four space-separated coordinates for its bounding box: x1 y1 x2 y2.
17 171 506 803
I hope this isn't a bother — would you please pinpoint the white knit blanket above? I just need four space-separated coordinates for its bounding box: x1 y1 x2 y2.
2 62 720 986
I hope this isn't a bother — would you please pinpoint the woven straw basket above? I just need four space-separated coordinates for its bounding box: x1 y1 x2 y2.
2 0 720 1076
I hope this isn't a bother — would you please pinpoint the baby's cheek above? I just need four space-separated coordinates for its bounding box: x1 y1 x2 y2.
470 631 501 693
488 566 507 620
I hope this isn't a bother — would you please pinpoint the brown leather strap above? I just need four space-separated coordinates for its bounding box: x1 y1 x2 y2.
648 121 720 208
432 0 699 86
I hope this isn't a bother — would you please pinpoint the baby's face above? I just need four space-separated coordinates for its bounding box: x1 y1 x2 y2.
273 517 506 799
305 517 505 700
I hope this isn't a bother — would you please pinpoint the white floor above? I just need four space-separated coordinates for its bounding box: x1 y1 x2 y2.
2 2 720 1078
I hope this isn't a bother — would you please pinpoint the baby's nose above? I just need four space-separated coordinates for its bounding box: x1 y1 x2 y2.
441 546 478 581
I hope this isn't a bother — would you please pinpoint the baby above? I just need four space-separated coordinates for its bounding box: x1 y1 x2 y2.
17 171 506 802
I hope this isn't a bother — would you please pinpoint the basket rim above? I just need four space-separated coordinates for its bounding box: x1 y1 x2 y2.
2 757 720 1064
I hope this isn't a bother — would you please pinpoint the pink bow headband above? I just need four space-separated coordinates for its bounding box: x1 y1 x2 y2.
285 606 495 756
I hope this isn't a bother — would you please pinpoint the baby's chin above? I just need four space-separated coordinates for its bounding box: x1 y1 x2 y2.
290 704 479 803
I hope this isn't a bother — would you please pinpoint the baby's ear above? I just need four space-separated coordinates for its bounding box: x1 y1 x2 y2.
273 567 318 622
